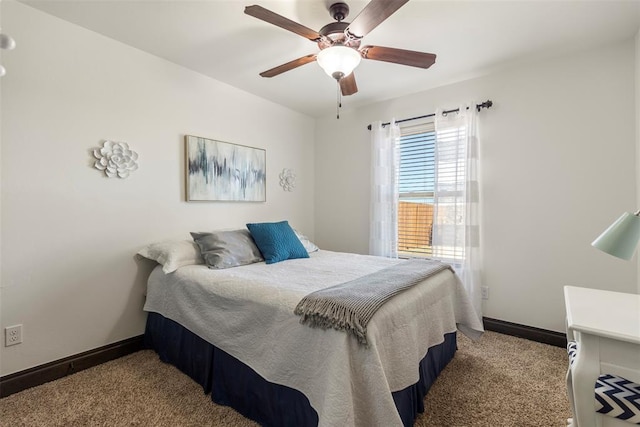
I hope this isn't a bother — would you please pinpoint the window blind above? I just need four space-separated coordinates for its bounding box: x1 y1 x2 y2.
398 121 436 257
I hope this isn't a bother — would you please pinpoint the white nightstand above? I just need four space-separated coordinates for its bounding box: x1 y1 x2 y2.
564 286 640 427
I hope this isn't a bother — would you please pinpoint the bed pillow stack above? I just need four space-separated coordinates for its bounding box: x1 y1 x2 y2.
246 220 309 264
138 222 317 273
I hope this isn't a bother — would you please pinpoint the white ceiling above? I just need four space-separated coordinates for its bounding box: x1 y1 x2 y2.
20 0 640 117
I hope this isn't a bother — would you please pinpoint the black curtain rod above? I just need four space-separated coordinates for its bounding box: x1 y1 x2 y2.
366 100 493 130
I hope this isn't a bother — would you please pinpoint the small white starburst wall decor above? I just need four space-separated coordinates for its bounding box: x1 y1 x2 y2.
0 29 16 77
279 168 296 192
93 140 139 178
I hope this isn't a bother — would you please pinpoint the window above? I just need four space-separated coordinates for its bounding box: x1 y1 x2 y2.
397 121 436 258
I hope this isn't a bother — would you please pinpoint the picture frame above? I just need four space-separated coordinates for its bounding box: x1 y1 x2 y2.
185 135 266 202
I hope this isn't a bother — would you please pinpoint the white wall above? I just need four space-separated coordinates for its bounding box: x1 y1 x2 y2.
0 1 315 375
315 39 638 333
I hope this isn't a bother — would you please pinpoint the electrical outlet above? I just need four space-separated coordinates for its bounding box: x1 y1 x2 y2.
5 325 23 346
481 286 489 300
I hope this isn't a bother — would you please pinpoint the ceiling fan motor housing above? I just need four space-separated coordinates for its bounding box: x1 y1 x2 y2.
317 3 361 50
318 22 360 50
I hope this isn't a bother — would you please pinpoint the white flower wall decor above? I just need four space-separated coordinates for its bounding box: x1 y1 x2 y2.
93 140 139 178
279 168 296 192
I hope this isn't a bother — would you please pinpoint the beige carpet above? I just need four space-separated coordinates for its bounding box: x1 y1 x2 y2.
0 331 571 426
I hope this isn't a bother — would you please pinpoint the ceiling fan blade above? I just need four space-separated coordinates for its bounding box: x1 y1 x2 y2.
259 54 317 78
346 0 409 39
360 45 436 69
340 72 358 96
245 5 324 42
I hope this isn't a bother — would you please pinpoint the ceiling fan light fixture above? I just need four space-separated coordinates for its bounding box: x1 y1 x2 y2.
316 46 361 80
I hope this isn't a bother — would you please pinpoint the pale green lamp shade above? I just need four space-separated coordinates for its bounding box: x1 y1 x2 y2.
592 212 640 260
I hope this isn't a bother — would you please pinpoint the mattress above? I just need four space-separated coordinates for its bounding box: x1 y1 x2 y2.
143 250 483 426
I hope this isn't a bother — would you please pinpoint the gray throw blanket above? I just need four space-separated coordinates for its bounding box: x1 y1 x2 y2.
294 259 452 346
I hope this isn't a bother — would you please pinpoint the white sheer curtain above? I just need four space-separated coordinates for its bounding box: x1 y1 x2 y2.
369 120 400 258
433 105 482 317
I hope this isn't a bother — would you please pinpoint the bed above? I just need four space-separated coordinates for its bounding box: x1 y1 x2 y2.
140 230 483 427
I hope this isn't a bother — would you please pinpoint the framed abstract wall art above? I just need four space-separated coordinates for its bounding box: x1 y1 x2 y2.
185 135 266 202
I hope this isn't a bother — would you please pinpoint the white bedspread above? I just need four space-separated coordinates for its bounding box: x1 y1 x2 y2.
143 250 483 427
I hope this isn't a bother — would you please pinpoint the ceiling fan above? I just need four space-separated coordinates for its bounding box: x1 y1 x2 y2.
244 0 436 97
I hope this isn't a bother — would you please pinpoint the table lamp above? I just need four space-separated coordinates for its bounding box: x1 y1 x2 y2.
591 210 640 260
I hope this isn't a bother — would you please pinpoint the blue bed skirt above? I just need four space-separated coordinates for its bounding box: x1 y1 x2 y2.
144 312 457 427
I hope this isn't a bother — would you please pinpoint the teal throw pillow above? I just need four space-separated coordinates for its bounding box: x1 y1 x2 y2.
246 221 309 264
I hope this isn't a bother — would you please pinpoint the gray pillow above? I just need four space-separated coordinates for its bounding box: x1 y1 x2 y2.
191 229 264 269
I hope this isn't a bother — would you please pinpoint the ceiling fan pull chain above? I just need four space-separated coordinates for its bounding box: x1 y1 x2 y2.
336 80 341 119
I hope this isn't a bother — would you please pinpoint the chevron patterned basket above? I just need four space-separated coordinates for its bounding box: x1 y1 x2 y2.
595 374 640 424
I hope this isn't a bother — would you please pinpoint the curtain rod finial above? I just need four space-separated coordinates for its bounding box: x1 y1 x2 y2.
476 100 493 111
